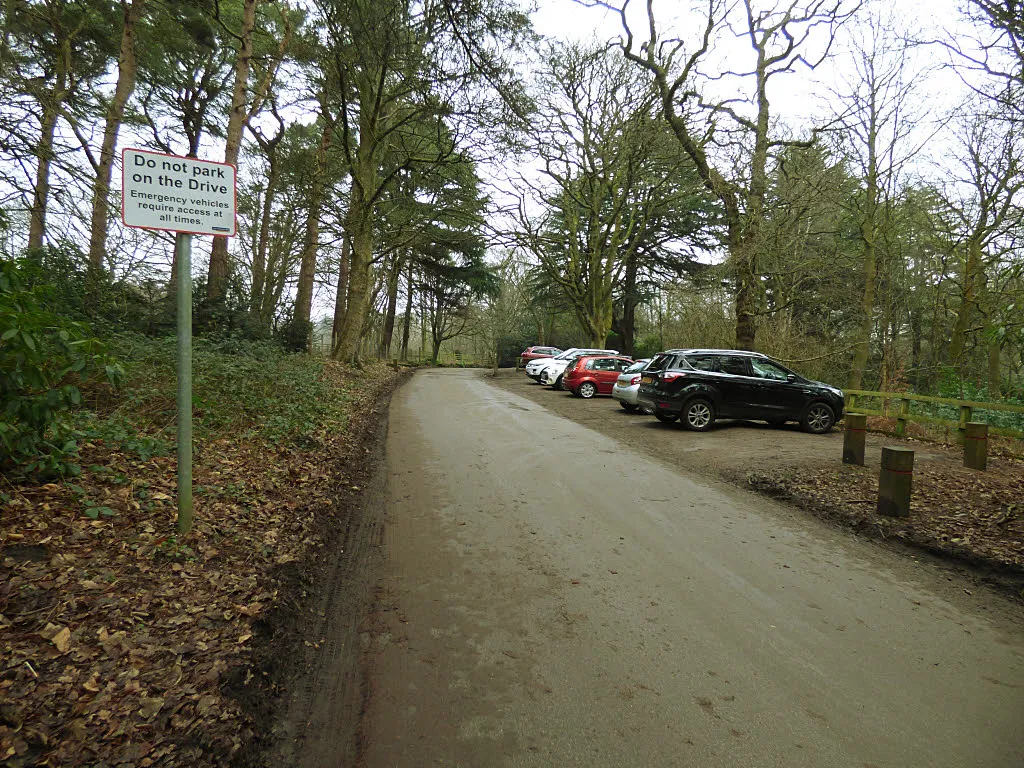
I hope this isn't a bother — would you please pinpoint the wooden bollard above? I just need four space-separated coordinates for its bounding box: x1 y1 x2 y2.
878 447 914 518
843 413 867 465
963 422 988 471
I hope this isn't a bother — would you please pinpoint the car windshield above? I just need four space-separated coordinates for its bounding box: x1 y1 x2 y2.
553 349 577 360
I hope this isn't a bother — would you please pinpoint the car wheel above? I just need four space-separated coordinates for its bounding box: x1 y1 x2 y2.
682 398 715 431
655 411 679 424
801 402 835 434
553 374 564 390
620 402 638 413
578 382 597 399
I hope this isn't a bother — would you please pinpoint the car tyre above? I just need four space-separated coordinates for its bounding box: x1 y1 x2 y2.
655 411 679 424
620 402 638 413
682 398 715 432
801 402 835 434
578 382 597 399
553 374 564 390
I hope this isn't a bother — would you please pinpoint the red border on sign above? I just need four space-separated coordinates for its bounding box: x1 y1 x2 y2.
121 147 238 237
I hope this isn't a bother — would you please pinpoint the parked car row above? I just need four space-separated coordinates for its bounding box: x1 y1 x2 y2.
519 346 845 433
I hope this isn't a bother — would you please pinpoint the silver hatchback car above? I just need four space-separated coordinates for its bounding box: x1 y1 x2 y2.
611 359 652 413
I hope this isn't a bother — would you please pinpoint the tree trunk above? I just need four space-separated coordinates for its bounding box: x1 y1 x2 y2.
400 261 413 361
430 294 442 364
331 238 350 351
986 333 1001 398
28 58 66 251
294 120 333 337
420 290 427 362
331 88 378 362
88 0 145 277
251 156 277 326
850 142 879 389
735 61 771 353
206 0 257 303
949 239 981 367
620 251 639 356
380 253 402 357
332 209 373 361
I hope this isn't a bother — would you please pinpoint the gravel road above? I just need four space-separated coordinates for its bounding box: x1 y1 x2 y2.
352 369 1024 767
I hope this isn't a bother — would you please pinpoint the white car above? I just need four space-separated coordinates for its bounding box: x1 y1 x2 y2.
525 348 617 383
612 359 653 412
539 348 619 389
525 348 579 382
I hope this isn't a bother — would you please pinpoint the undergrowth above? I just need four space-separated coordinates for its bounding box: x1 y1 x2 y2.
3 331 354 480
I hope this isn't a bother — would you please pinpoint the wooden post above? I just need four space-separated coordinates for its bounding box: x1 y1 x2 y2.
878 447 914 518
963 422 988 471
957 405 973 444
516 356 522 372
843 413 867 466
895 398 910 437
392 358 398 371
846 393 858 412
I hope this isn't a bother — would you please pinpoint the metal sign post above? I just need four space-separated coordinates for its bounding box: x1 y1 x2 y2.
121 148 236 536
175 232 193 533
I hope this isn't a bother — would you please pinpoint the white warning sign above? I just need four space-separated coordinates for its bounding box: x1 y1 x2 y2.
121 148 236 236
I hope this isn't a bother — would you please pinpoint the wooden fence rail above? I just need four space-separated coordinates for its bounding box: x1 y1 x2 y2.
844 389 1024 440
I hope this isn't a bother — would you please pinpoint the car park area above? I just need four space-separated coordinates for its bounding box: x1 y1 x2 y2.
491 368 1024 576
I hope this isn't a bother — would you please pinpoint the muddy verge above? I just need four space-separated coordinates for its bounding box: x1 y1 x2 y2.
230 372 410 767
487 370 1024 598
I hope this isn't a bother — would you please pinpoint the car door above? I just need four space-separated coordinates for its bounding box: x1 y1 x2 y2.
605 358 633 392
748 358 810 420
590 357 619 393
710 354 759 418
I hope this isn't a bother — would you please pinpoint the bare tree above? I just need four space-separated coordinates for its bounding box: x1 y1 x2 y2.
941 101 1024 396
591 0 858 349
831 9 931 388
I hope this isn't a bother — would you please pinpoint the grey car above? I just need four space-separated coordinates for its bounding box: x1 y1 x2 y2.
611 359 652 413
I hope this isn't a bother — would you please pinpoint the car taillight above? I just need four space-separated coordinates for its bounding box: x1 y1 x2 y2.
630 376 640 385
662 371 686 383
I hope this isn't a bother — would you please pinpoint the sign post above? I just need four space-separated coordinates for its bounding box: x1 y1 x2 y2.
175 232 193 533
121 148 236 535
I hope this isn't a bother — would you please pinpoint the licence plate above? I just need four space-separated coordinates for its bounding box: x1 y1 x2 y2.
641 376 654 384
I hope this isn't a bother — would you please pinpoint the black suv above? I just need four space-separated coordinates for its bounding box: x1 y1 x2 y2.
636 349 844 433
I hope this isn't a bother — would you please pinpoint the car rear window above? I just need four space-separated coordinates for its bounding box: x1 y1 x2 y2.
624 361 647 373
646 354 674 372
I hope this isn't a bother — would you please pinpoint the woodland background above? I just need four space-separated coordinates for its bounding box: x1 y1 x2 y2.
2 0 1024 471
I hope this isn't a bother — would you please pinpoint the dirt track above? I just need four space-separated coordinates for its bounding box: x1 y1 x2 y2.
336 369 1023 767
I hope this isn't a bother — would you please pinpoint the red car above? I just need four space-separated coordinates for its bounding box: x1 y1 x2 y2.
520 346 562 362
562 355 635 398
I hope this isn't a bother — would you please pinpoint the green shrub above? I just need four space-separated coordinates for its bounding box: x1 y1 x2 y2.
0 259 122 476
